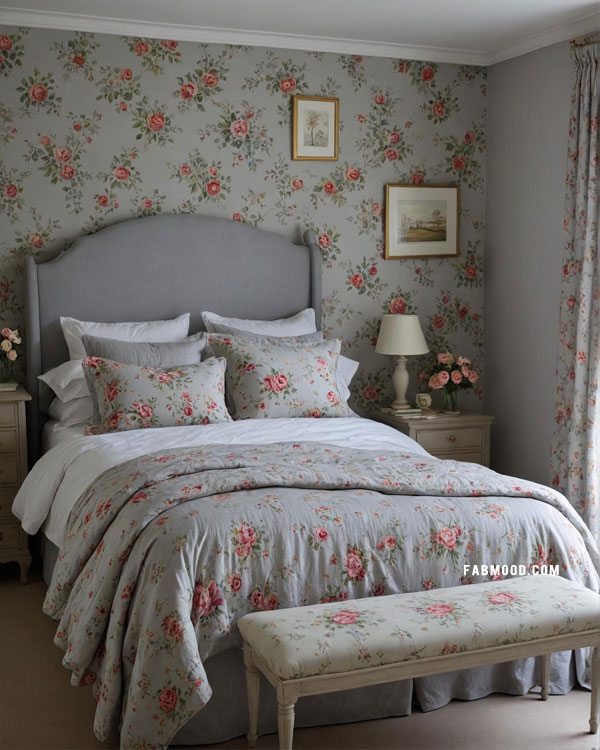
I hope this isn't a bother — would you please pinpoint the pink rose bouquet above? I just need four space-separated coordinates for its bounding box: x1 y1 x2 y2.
427 351 479 412
0 327 21 382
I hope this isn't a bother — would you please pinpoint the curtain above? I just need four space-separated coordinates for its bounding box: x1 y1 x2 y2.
551 42 600 543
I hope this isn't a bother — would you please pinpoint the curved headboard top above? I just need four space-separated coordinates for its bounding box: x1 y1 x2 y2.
25 213 321 459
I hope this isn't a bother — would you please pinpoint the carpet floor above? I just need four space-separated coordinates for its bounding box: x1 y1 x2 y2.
0 562 596 750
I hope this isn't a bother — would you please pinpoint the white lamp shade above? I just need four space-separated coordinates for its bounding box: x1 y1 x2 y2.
375 314 429 356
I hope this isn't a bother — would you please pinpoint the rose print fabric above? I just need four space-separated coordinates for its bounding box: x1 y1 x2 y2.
206 335 353 418
551 43 600 544
81 355 231 432
44 442 598 748
239 575 600 680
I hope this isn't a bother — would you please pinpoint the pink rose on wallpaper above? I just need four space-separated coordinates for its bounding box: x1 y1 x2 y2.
345 550 365 580
118 101 128 111
317 233 330 250
120 68 133 80
205 180 221 196
0 35 12 50
230 119 249 138
180 81 197 99
368 266 377 276
39 136 51 146
249 589 264 609
53 147 72 163
344 167 360 181
73 121 82 131
374 93 385 105
488 592 517 606
113 165 131 180
208 166 218 176
323 180 337 194
97 194 109 207
458 305 469 319
141 197 152 210
464 130 475 144
432 101 445 117
72 54 85 67
202 72 219 88
160 39 179 50
410 172 424 184
228 573 242 592
30 234 43 248
433 314 445 329
422 66 435 81
353 55 363 62
388 131 400 144
60 164 76 179
385 148 399 161
350 273 364 288
133 40 150 55
425 603 455 617
291 177 303 191
28 83 48 103
451 370 463 384
389 297 406 314
314 526 329 543
280 77 296 93
232 212 243 222
436 526 457 550
465 265 477 278
397 61 408 73
158 687 178 714
330 609 359 625
372 202 382 215
136 403 153 420
362 385 378 401
453 156 466 170
178 163 192 177
3 184 17 200
147 113 165 132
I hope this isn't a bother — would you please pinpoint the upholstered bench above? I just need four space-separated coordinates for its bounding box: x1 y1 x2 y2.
238 575 600 750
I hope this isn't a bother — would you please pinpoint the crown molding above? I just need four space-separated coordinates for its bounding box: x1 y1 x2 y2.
0 6 598 66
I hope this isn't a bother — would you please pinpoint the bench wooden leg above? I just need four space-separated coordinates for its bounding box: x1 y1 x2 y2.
591 646 599 734
540 653 550 700
244 644 260 749
277 702 295 750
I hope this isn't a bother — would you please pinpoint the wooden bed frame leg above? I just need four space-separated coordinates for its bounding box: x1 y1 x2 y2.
243 644 260 748
277 701 295 750
590 646 599 734
540 653 550 701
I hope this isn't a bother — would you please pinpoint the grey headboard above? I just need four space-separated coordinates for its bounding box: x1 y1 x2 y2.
25 214 321 462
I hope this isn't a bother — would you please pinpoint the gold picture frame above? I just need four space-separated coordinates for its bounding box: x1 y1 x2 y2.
292 95 339 161
385 184 460 259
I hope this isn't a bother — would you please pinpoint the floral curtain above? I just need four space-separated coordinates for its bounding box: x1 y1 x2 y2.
551 42 600 543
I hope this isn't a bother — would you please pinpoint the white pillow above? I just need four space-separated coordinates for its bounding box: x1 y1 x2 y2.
337 355 360 402
48 396 93 426
39 359 89 402
60 313 191 360
202 309 316 337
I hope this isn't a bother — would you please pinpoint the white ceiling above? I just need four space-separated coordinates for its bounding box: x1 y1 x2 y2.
0 0 598 65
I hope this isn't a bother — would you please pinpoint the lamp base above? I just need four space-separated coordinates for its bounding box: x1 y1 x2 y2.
390 399 413 412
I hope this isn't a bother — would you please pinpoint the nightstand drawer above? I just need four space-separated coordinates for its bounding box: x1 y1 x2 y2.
0 522 22 551
418 427 483 453
436 450 483 464
0 403 16 427
0 429 17 454
0 458 19 485
0 488 15 516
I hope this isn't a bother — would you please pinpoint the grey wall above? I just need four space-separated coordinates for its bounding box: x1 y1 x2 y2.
485 41 573 484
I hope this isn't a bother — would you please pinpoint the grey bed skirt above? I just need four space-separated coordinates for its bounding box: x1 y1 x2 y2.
40 536 579 746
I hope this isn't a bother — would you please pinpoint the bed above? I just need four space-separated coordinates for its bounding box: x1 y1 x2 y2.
13 214 599 749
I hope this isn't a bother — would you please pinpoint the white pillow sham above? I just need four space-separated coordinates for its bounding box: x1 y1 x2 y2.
48 396 93 426
202 308 316 337
60 313 191 360
39 359 89 402
337 355 360 402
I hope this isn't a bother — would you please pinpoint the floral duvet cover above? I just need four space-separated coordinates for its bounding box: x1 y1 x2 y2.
44 442 599 749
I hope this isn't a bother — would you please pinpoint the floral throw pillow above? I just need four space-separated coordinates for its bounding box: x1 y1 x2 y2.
206 334 353 419
82 356 231 433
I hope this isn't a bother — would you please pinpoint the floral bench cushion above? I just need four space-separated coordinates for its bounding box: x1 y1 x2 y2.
238 576 600 681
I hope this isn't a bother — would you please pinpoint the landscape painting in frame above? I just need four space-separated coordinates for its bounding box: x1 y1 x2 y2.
292 95 339 160
385 184 459 259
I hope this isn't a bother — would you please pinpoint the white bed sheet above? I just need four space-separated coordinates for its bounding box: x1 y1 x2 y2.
14 418 427 548
42 419 87 452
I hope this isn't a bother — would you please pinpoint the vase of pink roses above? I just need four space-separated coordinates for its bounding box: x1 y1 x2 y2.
428 352 479 414
0 327 21 391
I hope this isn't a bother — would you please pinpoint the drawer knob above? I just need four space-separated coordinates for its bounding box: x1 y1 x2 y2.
447 434 456 443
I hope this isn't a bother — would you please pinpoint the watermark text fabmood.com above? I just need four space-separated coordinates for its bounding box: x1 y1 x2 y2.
463 564 560 577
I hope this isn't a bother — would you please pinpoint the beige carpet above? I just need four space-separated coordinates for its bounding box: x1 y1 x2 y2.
0 562 596 750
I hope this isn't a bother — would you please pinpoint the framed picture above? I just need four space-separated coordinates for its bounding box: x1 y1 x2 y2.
385 184 459 259
292 95 338 161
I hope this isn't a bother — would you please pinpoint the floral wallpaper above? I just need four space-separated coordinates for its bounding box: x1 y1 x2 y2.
0 27 487 413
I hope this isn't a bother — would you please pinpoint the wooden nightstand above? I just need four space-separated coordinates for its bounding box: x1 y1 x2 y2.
0 386 32 583
373 410 494 467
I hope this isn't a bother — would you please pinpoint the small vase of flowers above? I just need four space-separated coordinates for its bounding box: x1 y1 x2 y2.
0 327 21 391
428 352 479 414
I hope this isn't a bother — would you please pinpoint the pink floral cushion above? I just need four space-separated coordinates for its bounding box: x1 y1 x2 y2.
206 334 353 419
82 356 231 433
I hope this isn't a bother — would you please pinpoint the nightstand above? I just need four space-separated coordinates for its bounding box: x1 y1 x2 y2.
0 386 32 583
373 410 494 467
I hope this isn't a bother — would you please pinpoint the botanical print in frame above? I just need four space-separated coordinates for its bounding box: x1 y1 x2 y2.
385 184 459 259
292 95 339 160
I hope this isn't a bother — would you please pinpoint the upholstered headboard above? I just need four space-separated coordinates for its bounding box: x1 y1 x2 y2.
25 214 321 461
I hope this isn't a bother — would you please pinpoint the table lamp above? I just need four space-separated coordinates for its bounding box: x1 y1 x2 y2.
375 314 429 411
